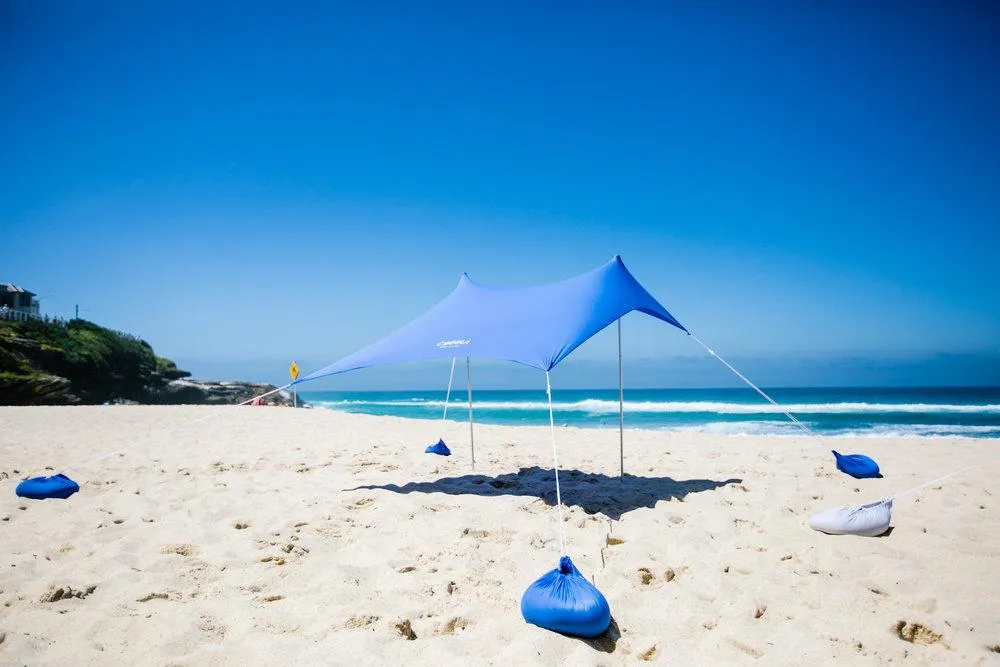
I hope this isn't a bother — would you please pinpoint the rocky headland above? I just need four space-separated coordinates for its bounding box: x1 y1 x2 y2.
0 315 299 407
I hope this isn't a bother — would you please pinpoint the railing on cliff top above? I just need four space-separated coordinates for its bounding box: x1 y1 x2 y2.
0 307 44 323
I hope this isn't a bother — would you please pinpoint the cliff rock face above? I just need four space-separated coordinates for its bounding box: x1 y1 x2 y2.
0 317 300 407
157 379 301 406
0 373 76 405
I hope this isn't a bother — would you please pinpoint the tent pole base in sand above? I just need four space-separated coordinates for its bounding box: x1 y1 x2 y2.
619 318 624 480
467 357 475 469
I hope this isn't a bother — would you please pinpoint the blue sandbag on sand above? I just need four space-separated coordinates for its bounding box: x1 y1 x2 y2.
425 439 451 456
521 556 611 638
832 450 881 479
15 474 80 500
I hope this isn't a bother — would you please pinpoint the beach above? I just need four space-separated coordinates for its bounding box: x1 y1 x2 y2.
1 405 998 665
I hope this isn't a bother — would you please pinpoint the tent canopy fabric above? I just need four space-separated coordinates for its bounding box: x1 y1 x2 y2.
297 255 686 384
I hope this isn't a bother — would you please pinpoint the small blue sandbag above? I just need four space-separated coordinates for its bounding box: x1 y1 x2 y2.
832 450 881 479
521 556 611 638
425 439 451 456
15 474 80 500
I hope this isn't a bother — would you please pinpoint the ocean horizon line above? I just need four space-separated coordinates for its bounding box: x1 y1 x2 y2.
297 386 1000 439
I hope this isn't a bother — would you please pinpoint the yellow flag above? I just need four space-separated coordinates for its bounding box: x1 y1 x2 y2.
289 361 299 381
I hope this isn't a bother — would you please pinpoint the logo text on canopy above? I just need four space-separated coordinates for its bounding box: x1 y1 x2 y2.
436 339 471 349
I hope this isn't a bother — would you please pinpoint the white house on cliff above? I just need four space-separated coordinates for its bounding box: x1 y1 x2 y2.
0 283 41 321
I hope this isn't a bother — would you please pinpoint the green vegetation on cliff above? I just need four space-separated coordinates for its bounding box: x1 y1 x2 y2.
0 317 190 405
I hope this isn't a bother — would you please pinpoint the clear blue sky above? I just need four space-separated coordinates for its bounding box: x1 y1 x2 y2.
2 1 998 388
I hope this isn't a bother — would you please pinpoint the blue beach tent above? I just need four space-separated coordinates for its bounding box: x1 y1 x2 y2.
293 255 687 637
297 255 686 381
297 254 688 476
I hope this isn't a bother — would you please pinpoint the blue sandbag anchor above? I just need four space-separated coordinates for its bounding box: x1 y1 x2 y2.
832 450 881 479
425 439 451 456
15 473 80 500
521 556 611 638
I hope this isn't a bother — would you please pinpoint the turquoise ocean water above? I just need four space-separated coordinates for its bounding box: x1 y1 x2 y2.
299 387 1000 439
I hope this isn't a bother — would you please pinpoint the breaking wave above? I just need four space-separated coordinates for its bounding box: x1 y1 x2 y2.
320 398 1000 415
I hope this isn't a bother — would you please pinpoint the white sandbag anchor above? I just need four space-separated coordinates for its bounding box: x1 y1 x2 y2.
808 498 893 537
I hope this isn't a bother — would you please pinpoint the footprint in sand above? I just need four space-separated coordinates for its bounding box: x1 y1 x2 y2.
529 535 554 550
394 618 417 640
434 617 471 635
40 585 97 602
421 504 449 513
462 528 489 538
636 568 655 585
894 621 944 646
162 544 198 557
344 615 380 629
461 528 512 544
638 645 658 661
197 615 227 641
733 517 761 533
259 556 287 566
606 536 625 546
728 638 763 658
348 498 375 510
234 521 250 530
136 590 181 602
518 499 548 515
314 524 344 539
256 594 284 602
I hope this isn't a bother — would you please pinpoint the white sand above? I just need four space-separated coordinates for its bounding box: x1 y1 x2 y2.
1 405 998 665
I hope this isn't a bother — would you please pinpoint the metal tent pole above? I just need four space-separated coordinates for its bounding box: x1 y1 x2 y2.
442 357 457 422
618 318 624 479
467 357 475 469
545 371 567 555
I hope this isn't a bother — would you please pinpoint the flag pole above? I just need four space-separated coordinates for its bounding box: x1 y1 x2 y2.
618 318 624 479
467 356 475 469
